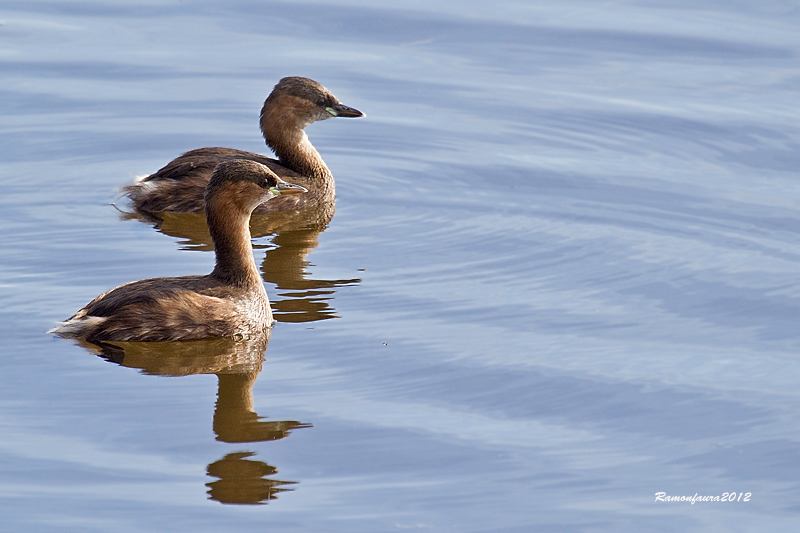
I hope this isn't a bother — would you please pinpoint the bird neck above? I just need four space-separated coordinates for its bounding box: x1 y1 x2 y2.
272 131 332 180
207 201 264 289
261 104 332 181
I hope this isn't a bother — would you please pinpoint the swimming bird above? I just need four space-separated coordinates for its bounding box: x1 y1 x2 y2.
124 76 363 214
52 160 306 342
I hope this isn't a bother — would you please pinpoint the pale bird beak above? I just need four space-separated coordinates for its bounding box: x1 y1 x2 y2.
326 103 365 118
270 181 307 195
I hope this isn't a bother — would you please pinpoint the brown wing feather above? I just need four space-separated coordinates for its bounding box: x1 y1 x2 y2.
65 276 268 342
124 148 314 213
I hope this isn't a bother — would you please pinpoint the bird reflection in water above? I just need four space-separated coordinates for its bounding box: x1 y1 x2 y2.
207 451 296 505
107 190 358 503
120 200 361 323
75 333 310 505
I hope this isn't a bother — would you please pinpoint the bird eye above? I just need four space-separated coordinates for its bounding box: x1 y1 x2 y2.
316 97 326 107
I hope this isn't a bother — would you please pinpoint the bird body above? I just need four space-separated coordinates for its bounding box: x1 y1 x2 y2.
52 160 306 342
124 77 363 214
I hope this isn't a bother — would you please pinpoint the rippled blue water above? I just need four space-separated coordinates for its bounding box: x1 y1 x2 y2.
2 1 800 531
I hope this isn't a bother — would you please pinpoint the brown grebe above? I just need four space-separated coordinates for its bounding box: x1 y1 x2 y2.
52 160 306 342
123 77 363 214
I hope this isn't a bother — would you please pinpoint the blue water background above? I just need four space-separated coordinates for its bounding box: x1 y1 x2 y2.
1 1 800 531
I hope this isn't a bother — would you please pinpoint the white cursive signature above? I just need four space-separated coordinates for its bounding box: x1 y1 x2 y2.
655 492 751 504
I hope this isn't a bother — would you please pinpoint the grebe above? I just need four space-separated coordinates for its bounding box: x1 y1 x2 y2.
124 77 363 214
52 160 306 342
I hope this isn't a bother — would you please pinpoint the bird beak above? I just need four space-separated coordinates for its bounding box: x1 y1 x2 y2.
326 103 365 118
270 181 307 195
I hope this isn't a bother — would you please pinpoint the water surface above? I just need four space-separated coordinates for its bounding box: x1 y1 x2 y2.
2 1 800 531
